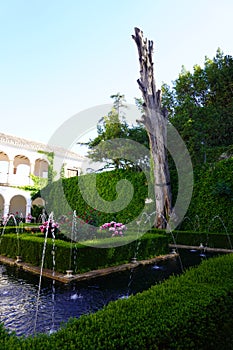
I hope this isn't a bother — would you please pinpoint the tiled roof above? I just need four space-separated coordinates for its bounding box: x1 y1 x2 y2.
0 133 85 160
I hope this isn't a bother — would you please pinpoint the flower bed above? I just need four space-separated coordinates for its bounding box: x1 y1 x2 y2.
99 221 127 237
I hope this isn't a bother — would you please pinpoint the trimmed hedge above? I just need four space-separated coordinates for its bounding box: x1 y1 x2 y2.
149 228 233 250
0 233 169 273
37 160 233 235
1 253 233 349
0 226 20 234
180 158 233 233
172 230 233 249
39 168 152 226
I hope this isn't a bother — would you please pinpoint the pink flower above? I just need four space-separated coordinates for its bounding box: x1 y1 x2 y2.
99 222 127 237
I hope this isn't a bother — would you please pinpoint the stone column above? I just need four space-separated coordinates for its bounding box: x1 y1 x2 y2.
25 198 32 220
29 162 35 185
7 159 14 185
3 203 10 219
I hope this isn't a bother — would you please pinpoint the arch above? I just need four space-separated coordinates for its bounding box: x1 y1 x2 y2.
9 195 27 217
13 155 30 173
31 197 46 222
34 159 49 178
0 151 9 184
12 155 30 185
0 151 9 162
32 197 45 207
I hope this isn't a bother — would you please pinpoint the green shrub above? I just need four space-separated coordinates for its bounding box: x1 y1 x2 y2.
180 158 233 233
36 159 233 235
172 230 233 249
40 169 150 227
0 232 169 273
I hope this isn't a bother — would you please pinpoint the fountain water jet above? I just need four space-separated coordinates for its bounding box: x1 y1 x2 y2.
37 209 47 224
33 212 57 335
124 229 140 297
207 215 233 250
0 214 21 261
70 210 78 273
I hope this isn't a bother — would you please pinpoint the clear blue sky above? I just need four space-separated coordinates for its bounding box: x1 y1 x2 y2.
1 0 233 145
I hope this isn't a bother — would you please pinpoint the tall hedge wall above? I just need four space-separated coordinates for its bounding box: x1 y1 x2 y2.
38 158 233 233
179 158 233 233
40 169 151 226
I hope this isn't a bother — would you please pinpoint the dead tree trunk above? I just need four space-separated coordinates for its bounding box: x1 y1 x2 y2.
132 27 172 229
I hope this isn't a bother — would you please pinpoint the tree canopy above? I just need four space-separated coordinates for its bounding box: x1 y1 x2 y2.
162 49 233 163
84 93 149 171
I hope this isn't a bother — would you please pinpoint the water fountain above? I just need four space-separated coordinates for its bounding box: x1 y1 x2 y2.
207 215 233 250
0 214 21 262
125 220 145 297
67 210 79 277
0 208 230 337
33 212 57 334
37 209 47 223
18 212 24 233
138 209 184 272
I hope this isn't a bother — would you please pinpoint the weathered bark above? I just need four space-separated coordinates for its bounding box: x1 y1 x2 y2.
132 27 172 228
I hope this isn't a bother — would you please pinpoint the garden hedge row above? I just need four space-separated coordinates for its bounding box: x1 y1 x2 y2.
148 228 233 250
180 158 233 233
0 233 169 273
1 253 233 349
39 168 151 227
172 229 233 249
36 160 233 234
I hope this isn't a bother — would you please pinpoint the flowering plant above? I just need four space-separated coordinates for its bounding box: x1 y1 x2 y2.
39 220 60 238
99 221 127 237
57 209 102 241
26 213 33 223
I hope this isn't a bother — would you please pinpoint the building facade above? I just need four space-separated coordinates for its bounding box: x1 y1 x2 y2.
0 133 84 220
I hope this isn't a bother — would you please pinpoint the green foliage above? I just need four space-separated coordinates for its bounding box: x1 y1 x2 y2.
0 232 168 273
39 157 233 234
2 254 233 349
0 226 18 234
31 204 44 219
85 94 129 169
179 158 233 232
37 150 56 184
81 93 149 171
212 181 233 199
162 49 233 165
171 230 233 249
43 169 149 227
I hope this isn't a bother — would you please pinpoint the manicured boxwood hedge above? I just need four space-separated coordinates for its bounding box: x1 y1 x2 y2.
37 160 233 235
0 226 19 234
149 228 233 250
172 230 233 249
1 253 233 349
180 158 233 233
0 233 169 273
39 168 153 226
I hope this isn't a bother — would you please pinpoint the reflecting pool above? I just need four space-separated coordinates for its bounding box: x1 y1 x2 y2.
0 249 224 336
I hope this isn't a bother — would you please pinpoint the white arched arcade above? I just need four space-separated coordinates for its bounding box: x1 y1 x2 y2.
0 150 49 187
0 132 84 219
0 186 31 219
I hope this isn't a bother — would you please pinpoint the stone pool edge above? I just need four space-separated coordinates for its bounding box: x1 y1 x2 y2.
0 253 178 284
